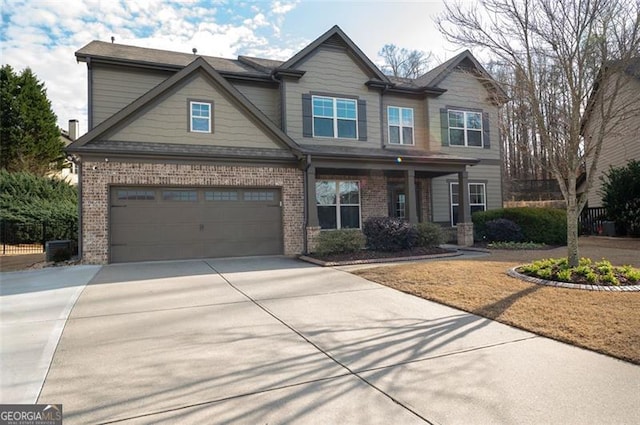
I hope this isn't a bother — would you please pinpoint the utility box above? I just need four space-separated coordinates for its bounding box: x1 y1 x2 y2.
45 240 72 262
602 221 617 237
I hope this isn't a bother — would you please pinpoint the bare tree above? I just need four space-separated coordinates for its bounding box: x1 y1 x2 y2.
378 44 432 79
438 0 640 266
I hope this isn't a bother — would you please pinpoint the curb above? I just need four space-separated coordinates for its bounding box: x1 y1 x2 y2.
507 267 640 292
299 250 461 267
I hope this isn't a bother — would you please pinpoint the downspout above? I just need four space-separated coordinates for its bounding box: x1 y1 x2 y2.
75 156 83 261
87 57 93 130
380 84 389 149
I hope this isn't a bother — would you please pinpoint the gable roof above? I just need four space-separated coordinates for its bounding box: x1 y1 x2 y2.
67 56 301 158
76 41 272 78
277 25 390 83
416 50 508 104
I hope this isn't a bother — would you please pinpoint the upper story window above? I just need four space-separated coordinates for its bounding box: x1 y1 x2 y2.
448 110 482 147
312 96 357 139
388 106 414 145
190 101 211 133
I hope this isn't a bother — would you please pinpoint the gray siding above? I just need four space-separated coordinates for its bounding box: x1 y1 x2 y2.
428 70 501 161
585 75 640 207
381 95 427 150
105 71 285 150
284 47 381 147
427 69 502 218
232 82 280 126
431 164 502 224
92 64 172 127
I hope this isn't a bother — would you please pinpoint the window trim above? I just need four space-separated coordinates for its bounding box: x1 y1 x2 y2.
189 100 212 133
316 180 362 230
312 95 358 140
448 109 483 148
387 106 415 145
449 182 486 226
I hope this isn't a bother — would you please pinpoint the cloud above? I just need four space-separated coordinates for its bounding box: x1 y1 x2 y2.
1 0 461 138
0 0 301 135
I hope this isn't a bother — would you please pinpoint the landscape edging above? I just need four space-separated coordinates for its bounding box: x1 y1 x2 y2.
507 267 640 292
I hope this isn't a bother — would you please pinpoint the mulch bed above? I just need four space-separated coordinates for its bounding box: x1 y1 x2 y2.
308 247 453 263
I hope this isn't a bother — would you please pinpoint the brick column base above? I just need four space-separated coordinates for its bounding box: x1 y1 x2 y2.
457 222 474 247
306 226 322 254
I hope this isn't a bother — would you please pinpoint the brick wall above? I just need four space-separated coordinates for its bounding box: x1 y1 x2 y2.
316 172 432 224
81 160 304 264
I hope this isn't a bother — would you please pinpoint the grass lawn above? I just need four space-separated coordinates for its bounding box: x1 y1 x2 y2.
352 237 640 364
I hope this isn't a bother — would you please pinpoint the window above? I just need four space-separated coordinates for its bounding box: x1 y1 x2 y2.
312 96 357 139
117 189 155 201
205 191 238 201
243 191 275 201
448 110 482 147
316 180 361 229
190 101 211 133
162 190 197 201
388 106 414 145
450 183 486 226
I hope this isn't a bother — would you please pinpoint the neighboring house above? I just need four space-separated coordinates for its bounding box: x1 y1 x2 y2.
67 25 507 264
49 119 79 185
583 58 640 208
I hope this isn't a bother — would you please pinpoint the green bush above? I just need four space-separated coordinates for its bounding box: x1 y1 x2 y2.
484 218 524 242
363 217 418 252
517 257 640 286
416 222 444 248
0 170 78 241
600 160 640 236
313 230 364 255
474 207 566 245
0 171 77 222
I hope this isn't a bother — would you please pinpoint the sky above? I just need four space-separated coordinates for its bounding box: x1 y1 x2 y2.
1 0 467 136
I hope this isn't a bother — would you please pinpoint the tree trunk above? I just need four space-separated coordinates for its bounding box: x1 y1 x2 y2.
567 195 580 267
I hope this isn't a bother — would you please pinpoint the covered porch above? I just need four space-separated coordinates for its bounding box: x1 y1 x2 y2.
301 147 479 253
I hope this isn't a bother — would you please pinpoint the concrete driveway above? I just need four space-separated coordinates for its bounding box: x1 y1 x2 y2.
19 257 640 424
0 265 101 403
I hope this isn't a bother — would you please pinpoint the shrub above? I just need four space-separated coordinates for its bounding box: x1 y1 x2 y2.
313 230 364 255
363 217 418 252
416 222 444 248
0 170 78 241
484 218 524 242
517 257 640 286
600 160 640 236
474 207 566 245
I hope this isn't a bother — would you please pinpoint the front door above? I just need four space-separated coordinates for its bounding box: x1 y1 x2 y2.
388 183 422 221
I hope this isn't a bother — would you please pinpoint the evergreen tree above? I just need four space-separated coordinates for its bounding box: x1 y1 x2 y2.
1 65 64 175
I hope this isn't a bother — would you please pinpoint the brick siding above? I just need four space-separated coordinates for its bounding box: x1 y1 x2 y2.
317 172 432 225
81 160 304 264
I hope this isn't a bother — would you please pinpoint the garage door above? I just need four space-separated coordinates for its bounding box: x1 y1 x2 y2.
110 187 283 263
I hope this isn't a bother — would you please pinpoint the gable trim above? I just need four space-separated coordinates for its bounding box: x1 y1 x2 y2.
279 25 390 83
68 56 302 157
419 50 508 105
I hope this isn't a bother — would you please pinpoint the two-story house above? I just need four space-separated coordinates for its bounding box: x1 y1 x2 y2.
583 57 640 208
67 25 507 264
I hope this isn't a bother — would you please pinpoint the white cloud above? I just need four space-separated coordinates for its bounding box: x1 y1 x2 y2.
1 0 461 138
1 0 300 135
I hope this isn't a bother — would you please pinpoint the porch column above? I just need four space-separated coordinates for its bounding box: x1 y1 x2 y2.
405 169 418 224
457 170 474 246
307 165 319 227
457 170 470 224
